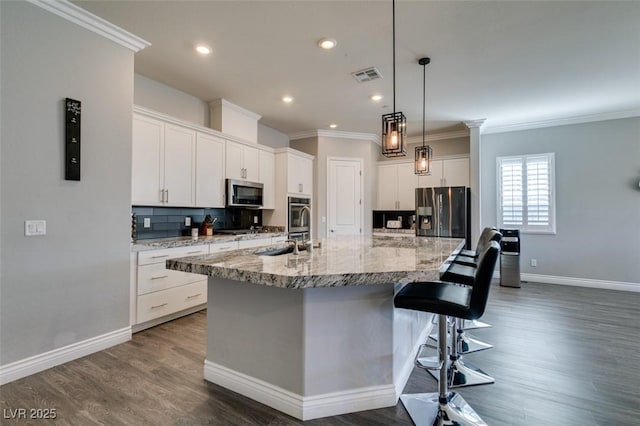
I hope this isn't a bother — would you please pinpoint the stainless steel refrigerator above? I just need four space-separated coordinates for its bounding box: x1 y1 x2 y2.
415 186 469 239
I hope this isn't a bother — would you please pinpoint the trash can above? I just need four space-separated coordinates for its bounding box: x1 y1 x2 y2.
499 229 520 288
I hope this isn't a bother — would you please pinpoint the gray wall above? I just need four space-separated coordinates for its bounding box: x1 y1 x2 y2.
134 74 289 147
291 136 379 239
134 74 210 127
481 117 640 284
377 136 470 162
1 2 134 364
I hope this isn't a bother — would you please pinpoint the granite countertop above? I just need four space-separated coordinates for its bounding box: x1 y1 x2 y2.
372 228 416 235
131 232 287 252
167 235 463 289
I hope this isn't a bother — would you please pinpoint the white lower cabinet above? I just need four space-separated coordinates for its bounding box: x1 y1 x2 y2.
238 237 272 249
135 245 209 329
137 281 207 324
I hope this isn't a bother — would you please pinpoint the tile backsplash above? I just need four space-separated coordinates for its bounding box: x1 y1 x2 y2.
132 206 262 240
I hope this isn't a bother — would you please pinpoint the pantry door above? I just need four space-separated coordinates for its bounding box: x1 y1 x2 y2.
327 158 363 237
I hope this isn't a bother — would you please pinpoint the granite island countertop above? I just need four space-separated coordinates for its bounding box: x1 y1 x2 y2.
131 232 287 252
167 235 463 289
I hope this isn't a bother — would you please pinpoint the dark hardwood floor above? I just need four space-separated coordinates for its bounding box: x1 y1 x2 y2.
1 282 639 425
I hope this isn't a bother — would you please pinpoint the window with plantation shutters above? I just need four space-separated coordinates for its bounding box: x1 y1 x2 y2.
497 153 555 233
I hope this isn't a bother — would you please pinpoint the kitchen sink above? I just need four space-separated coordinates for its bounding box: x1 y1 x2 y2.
254 246 295 256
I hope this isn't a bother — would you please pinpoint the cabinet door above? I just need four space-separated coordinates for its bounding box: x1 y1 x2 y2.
377 164 398 210
225 140 244 180
417 159 443 188
442 158 469 187
300 157 313 196
132 115 164 205
397 163 418 210
259 150 275 209
196 133 225 207
243 145 260 182
287 154 312 195
164 124 196 206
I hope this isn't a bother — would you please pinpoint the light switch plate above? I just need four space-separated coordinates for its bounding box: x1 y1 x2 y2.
25 220 46 236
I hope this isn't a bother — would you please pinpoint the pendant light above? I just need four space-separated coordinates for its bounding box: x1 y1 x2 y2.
381 0 407 157
415 57 433 175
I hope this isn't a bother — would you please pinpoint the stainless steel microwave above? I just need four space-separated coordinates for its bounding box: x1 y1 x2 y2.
226 179 263 208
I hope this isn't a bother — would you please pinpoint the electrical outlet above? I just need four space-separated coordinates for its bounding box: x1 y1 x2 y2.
25 220 46 236
530 259 537 267
321 216 326 223
253 215 258 224
185 217 191 226
143 217 151 228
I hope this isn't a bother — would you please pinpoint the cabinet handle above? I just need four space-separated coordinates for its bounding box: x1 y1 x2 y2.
151 254 169 259
151 303 168 309
299 183 303 193
218 246 232 250
186 293 202 299
166 189 169 203
187 250 201 254
151 275 169 280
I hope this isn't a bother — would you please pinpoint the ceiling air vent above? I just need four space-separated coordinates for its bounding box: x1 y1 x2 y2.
351 67 383 83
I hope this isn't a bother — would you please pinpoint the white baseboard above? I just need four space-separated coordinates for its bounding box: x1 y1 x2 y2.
492 271 639 293
394 318 435 399
203 360 396 421
521 273 640 293
0 327 131 385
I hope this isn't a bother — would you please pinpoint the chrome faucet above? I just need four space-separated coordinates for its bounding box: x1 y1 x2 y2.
285 238 299 255
298 205 311 228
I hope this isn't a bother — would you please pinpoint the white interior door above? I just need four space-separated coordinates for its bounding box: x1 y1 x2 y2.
328 158 362 237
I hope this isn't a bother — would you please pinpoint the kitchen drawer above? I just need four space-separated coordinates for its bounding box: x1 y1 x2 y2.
271 235 287 244
137 280 207 324
138 245 209 266
137 262 203 295
238 238 271 249
209 241 238 253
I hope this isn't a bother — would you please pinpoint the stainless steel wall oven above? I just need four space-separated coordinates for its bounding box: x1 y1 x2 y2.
288 197 311 237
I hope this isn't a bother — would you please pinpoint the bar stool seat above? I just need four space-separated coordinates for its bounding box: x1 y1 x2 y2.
394 241 500 426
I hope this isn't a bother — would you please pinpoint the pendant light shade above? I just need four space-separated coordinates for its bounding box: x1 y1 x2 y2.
382 0 407 157
415 57 433 175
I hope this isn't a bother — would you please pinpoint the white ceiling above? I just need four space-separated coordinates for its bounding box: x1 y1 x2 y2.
75 0 640 137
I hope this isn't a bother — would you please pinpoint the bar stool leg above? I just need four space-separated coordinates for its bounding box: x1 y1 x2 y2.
400 315 487 426
428 318 494 388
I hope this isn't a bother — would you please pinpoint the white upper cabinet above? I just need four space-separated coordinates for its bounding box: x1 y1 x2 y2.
132 114 195 206
287 153 313 196
259 150 275 209
417 157 469 188
377 163 418 210
226 140 260 181
195 132 225 208
132 114 164 205
163 124 196 206
442 158 469 187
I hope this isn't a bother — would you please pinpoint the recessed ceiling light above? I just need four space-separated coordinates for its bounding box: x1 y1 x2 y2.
371 94 383 102
282 96 293 103
329 124 338 129
195 45 211 55
318 38 337 50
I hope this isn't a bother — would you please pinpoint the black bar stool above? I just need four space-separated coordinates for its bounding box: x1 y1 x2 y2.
395 241 500 426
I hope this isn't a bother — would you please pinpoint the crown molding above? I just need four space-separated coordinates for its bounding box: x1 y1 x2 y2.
463 119 487 129
407 129 469 145
289 129 381 145
483 109 640 134
27 0 150 52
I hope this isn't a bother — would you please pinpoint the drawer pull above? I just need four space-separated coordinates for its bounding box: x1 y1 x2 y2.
151 303 168 309
151 275 169 280
186 293 202 299
218 247 232 251
151 254 169 259
187 250 202 254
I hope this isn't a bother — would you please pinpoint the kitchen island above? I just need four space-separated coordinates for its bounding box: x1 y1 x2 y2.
168 235 462 420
